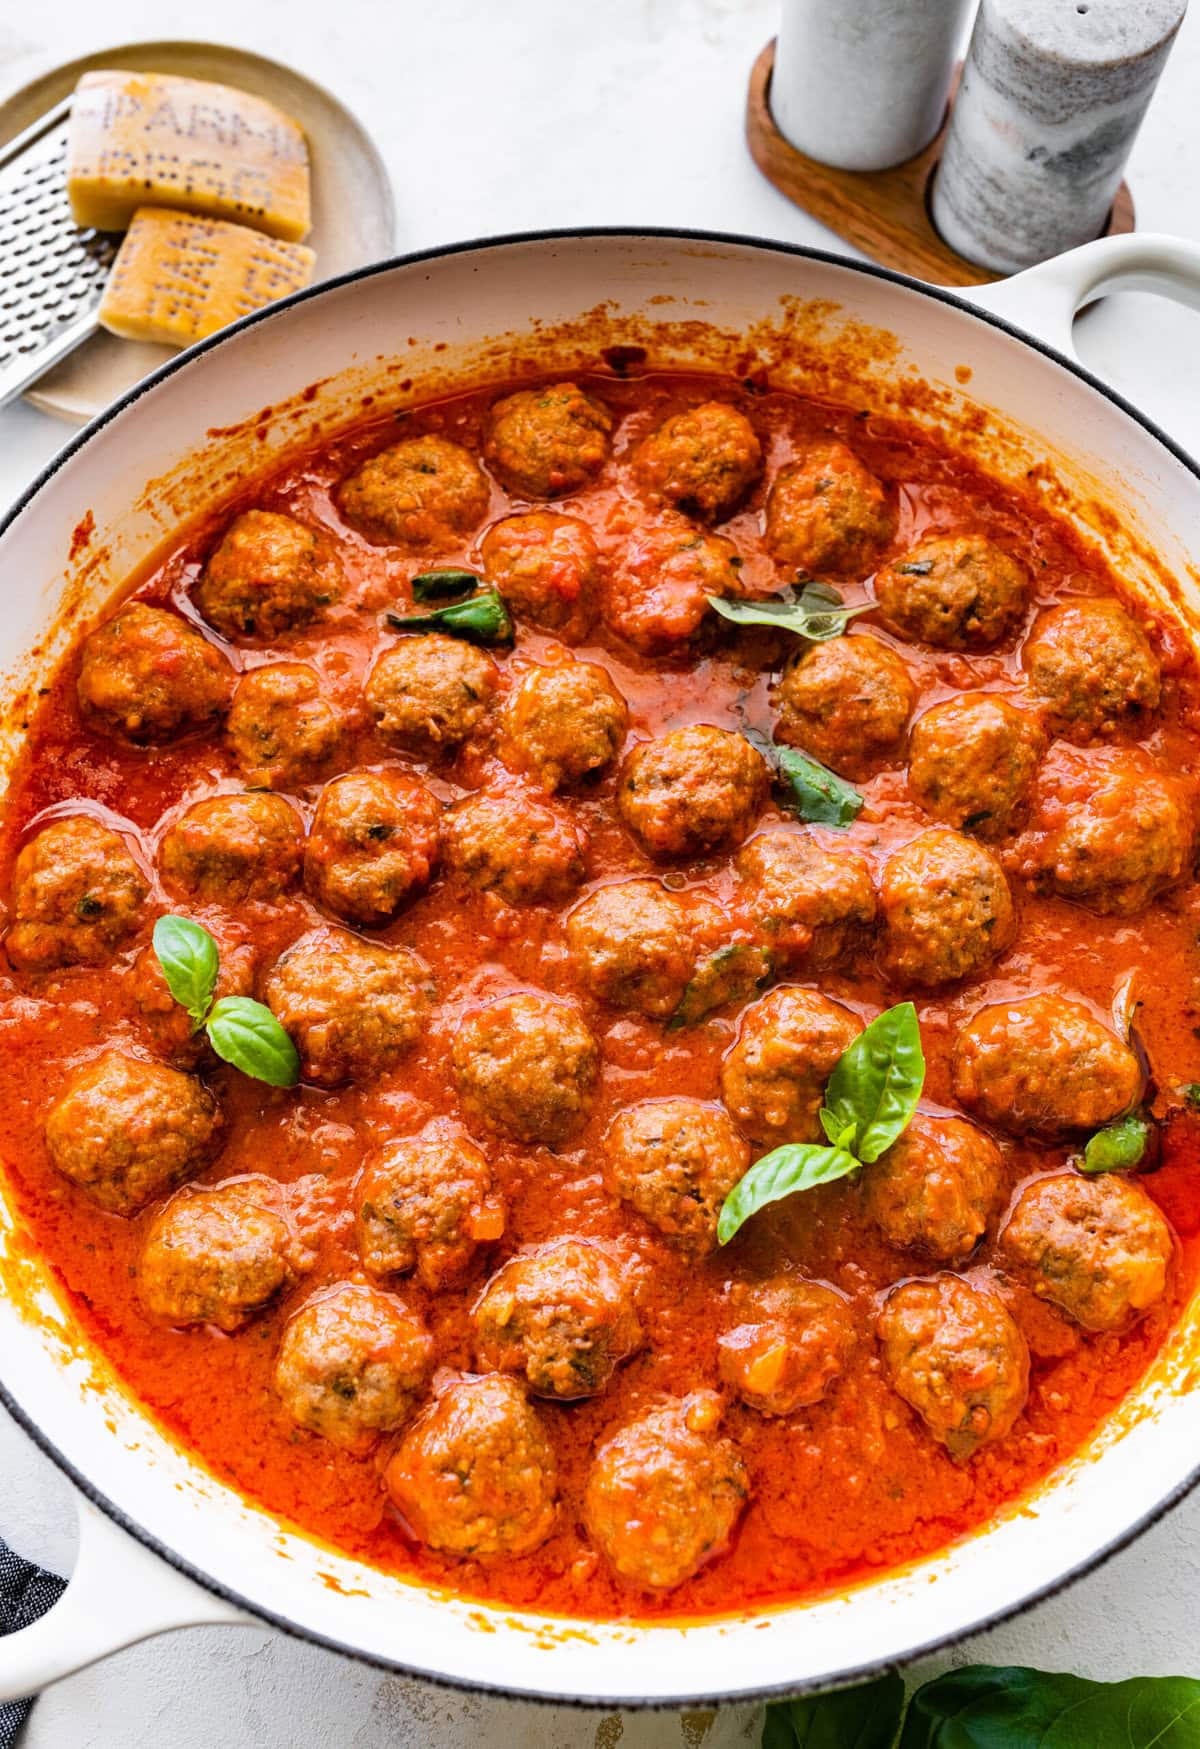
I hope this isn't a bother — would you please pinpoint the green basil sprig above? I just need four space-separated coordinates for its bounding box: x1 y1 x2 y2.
741 728 864 829
764 1671 902 1749
152 916 299 1088
409 567 483 602
1081 1109 1151 1173
718 1002 924 1243
708 581 870 641
386 587 513 645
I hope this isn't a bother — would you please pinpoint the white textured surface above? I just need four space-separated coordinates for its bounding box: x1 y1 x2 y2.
1 2 1199 1742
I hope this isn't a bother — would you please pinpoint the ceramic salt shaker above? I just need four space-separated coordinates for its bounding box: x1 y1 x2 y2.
932 0 1187 273
772 0 973 172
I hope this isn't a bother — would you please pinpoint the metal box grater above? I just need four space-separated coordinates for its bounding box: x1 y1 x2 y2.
0 97 115 409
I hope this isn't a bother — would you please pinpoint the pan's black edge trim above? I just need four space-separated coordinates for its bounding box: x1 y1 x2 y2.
2 224 1199 1707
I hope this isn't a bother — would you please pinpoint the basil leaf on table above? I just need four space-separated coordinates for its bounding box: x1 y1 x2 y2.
386 588 513 645
409 567 483 601
821 1002 925 1164
773 745 864 828
152 914 218 1030
207 996 300 1088
1081 1109 1151 1173
766 1671 905 1749
899 1665 1200 1749
708 581 871 641
718 1143 859 1244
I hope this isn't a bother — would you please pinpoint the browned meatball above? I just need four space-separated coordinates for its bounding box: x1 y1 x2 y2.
365 635 498 756
385 1372 558 1558
337 435 490 549
566 879 697 1018
483 382 612 499
500 661 628 792
138 1179 295 1330
774 635 915 779
304 769 441 926
909 693 1043 839
274 1282 432 1448
718 1278 854 1415
473 1238 643 1399
264 927 434 1087
44 1051 222 1216
865 1116 1003 1264
764 441 893 575
879 829 1015 988
584 1392 748 1591
1002 1172 1173 1333
953 993 1141 1135
632 401 762 521
357 1119 505 1290
875 535 1028 650
159 793 303 906
6 816 147 972
602 516 743 655
443 789 587 907
479 512 600 641
721 988 862 1146
602 1098 750 1255
878 1275 1029 1462
77 604 233 745
1023 598 1161 741
453 990 598 1146
128 937 256 1067
618 725 768 860
736 829 875 970
195 510 343 641
226 663 344 791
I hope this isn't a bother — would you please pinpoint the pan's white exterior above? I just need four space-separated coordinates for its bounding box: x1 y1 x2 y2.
1 231 1200 1708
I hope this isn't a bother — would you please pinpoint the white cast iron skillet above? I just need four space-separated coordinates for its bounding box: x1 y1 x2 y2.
0 230 1199 1724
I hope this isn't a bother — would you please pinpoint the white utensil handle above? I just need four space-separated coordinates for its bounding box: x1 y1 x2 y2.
960 232 1200 363
0 1491 253 1702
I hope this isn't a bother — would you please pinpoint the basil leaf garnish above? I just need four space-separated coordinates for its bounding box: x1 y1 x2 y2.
707 580 870 641
409 567 483 601
207 996 300 1088
152 915 219 1031
718 1143 859 1244
766 1670 904 1748
1081 1110 1150 1173
669 942 771 1030
1181 1083 1200 1109
386 588 513 645
773 744 864 828
899 1665 1200 1749
821 1002 925 1164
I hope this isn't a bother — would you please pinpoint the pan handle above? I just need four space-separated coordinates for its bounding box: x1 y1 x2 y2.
0 1490 255 1703
958 232 1200 362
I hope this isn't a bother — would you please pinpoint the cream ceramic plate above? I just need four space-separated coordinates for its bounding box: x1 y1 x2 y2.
0 39 395 425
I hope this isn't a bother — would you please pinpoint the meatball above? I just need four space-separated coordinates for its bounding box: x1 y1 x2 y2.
304 769 441 926
764 441 893 575
566 879 697 1018
128 937 255 1067
865 1116 1003 1264
875 535 1028 650
274 1282 432 1448
1002 1172 1173 1332
479 512 600 641
718 1278 854 1416
584 1392 747 1591
879 829 1015 988
602 1098 749 1254
6 816 147 972
159 792 303 906
721 988 862 1146
500 661 628 791
226 663 344 790
365 635 498 756
618 725 768 860
632 401 762 521
385 1372 558 1558
138 1179 294 1330
357 1119 505 1290
602 516 743 655
878 1275 1030 1462
77 604 232 746
952 993 1141 1135
264 927 434 1087
908 693 1043 839
44 1051 222 1216
452 990 598 1146
774 635 915 779
473 1237 642 1399
483 381 612 499
736 828 875 970
337 435 489 549
194 509 342 641
1023 598 1161 741
442 789 587 907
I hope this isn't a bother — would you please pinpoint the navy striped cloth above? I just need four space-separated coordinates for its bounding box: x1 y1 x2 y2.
0 1540 65 1745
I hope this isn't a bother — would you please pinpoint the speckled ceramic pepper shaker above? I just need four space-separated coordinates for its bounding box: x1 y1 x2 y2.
932 0 1188 273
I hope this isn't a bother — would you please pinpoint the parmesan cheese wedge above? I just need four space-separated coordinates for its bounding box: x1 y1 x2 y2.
67 70 312 241
98 207 316 348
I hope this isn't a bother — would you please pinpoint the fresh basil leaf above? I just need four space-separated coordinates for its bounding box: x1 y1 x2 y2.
207 997 300 1088
773 745 864 828
669 942 772 1029
386 588 513 645
781 1672 906 1748
409 567 483 601
819 1108 858 1151
762 1705 798 1749
822 1002 924 1165
1081 1110 1150 1173
1181 1083 1200 1109
718 1143 859 1244
900 1664 1200 1748
707 581 870 641
152 914 219 1031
